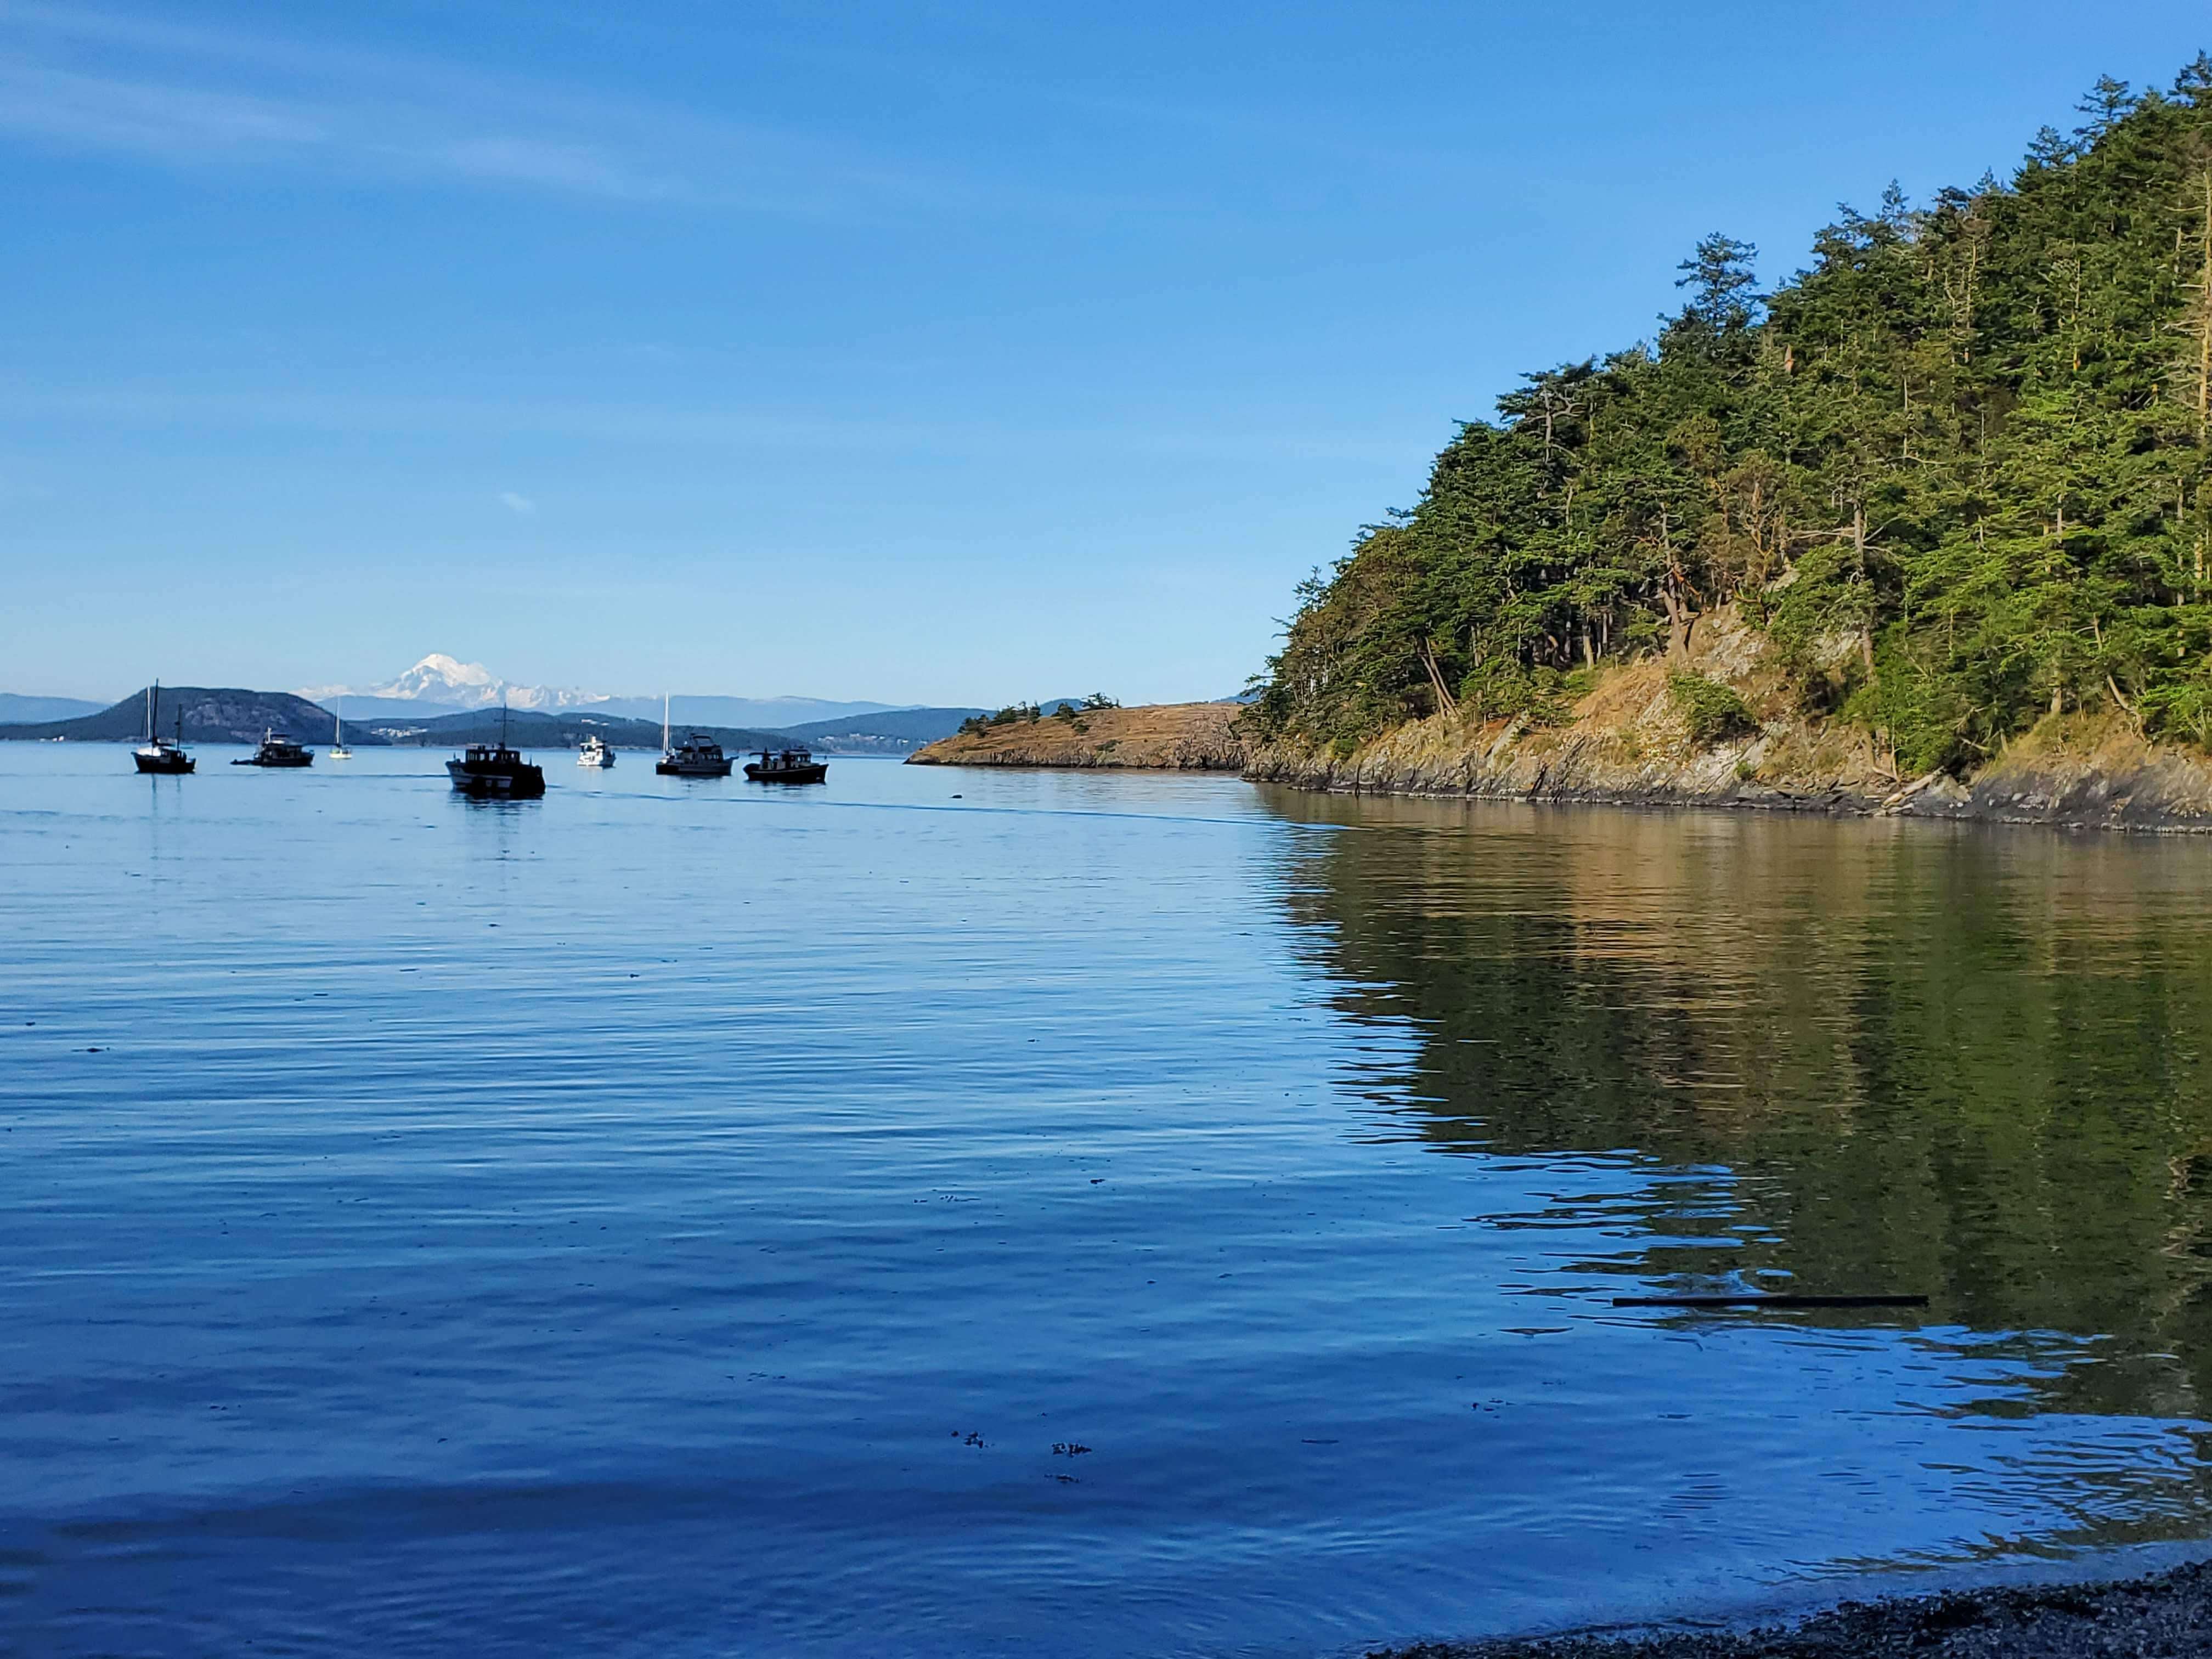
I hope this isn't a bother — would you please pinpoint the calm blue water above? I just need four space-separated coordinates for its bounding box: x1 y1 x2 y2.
6 743 2212 1656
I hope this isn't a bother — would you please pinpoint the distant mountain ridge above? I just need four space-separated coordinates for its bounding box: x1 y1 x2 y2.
0 688 375 746
4 659 1109 742
0 672 1181 757
0 688 1017 758
365 708 791 751
0 693 103 723
301 654 906 730
312 693 472 721
336 707 995 756
589 695 906 726
775 707 988 754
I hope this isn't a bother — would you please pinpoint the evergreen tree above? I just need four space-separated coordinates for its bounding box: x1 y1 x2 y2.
1250 61 2212 774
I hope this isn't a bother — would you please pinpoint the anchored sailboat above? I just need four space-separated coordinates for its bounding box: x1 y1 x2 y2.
131 681 194 775
330 696 353 760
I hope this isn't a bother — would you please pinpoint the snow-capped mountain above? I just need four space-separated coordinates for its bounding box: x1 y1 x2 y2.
383 653 614 711
300 657 906 729
301 654 612 714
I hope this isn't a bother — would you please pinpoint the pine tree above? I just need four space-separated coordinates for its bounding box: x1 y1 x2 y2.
1250 58 2212 771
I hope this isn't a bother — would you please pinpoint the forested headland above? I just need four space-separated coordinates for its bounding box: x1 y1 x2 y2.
1250 60 2212 784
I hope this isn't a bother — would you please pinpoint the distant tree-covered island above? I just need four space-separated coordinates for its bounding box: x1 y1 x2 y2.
1250 60 2212 781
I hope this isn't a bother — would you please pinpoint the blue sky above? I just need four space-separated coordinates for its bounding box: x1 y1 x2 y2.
5 2 2210 706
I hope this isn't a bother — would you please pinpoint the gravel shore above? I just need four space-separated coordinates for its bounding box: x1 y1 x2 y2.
1373 1560 2212 1659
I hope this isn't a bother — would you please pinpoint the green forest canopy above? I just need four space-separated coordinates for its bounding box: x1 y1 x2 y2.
1251 59 2212 775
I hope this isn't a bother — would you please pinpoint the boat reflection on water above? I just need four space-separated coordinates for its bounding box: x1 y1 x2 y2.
449 776 545 806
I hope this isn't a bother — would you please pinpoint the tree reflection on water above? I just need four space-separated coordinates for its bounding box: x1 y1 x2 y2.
1265 788 2212 1426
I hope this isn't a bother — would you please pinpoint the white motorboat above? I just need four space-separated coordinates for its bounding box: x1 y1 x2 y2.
578 733 616 768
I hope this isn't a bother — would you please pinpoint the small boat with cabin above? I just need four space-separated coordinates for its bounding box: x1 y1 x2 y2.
654 696 732 776
447 705 545 798
657 732 733 777
577 733 616 768
744 744 828 784
233 729 313 767
132 682 194 775
448 741 546 798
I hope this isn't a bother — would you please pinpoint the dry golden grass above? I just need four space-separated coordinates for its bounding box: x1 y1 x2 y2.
907 702 1249 770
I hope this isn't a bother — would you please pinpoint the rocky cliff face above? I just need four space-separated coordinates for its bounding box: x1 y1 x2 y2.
1245 611 2212 832
906 702 1249 770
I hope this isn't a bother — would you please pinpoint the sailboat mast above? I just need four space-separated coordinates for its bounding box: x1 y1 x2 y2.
663 693 670 754
145 681 155 743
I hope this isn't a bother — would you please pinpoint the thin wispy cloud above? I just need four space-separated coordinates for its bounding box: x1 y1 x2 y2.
0 3 1139 220
0 382 1427 467
0 25 769 207
498 491 537 515
0 59 327 151
434 137 682 202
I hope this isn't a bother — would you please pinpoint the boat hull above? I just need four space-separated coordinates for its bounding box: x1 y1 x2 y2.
656 759 733 777
744 763 828 783
447 759 546 798
133 752 195 775
233 754 313 767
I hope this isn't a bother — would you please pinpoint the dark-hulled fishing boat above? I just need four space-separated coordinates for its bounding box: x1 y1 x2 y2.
447 706 545 798
744 745 827 784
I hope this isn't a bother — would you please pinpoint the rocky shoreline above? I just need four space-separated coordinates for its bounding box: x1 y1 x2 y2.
1374 1558 2212 1658
1247 721 2212 833
1246 611 2212 833
901 641 2212 832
